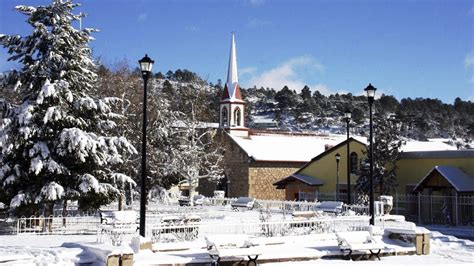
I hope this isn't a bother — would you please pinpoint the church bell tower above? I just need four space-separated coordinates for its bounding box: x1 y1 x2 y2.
219 32 248 137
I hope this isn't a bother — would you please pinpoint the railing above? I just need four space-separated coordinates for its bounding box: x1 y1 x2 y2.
16 215 100 235
149 215 370 243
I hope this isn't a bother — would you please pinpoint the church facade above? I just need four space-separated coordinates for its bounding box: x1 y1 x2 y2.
198 33 358 200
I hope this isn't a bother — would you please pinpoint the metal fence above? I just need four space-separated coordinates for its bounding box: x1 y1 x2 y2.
4 193 473 236
318 192 474 226
391 193 474 226
15 215 100 235
149 215 370 243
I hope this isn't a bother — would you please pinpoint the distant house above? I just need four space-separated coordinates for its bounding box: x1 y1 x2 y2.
251 115 278 129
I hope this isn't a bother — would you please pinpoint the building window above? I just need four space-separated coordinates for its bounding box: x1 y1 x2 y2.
350 152 358 174
234 107 241 126
221 106 228 126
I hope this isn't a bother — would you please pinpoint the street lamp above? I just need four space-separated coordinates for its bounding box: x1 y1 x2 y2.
335 153 341 201
138 54 154 237
344 110 352 204
364 83 376 225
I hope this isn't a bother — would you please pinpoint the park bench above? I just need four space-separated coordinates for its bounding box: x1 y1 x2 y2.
98 210 138 246
231 197 255 211
314 201 343 214
336 231 384 260
205 234 261 266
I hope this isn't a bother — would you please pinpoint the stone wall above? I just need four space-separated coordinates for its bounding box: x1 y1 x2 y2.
248 162 304 200
200 131 307 200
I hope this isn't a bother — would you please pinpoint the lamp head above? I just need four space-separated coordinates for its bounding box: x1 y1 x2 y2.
139 54 154 73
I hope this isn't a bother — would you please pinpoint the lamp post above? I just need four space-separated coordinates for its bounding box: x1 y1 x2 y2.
364 83 376 225
344 110 352 204
138 54 154 237
335 153 341 201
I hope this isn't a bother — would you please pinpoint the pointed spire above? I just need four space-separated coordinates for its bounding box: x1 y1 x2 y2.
227 31 238 85
221 32 243 101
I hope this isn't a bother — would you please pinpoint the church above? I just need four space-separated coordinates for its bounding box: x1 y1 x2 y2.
198 33 361 200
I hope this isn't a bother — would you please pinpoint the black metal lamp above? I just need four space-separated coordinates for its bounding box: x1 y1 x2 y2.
364 83 377 225
138 54 154 237
335 153 341 201
344 109 352 204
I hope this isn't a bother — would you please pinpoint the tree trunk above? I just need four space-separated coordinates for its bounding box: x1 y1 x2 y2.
189 180 195 206
118 193 123 211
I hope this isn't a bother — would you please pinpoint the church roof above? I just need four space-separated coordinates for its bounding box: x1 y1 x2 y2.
413 166 474 192
228 132 367 163
221 32 243 102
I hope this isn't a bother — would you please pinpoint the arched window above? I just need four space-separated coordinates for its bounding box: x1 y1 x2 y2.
350 152 358 174
221 106 228 126
234 107 241 126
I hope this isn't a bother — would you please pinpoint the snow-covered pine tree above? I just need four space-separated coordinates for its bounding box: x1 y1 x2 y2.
0 1 136 215
355 115 404 202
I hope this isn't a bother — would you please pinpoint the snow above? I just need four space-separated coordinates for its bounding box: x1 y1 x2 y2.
10 192 29 208
229 133 366 162
0 205 473 265
79 173 100 193
29 141 50 159
36 79 57 104
29 156 43 175
36 181 64 202
229 132 459 162
43 106 63 124
110 173 136 187
401 139 457 152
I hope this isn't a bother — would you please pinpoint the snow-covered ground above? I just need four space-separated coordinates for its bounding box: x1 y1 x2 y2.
0 206 472 265
0 230 473 265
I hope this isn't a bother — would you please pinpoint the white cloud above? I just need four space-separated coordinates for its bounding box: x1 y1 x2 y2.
247 18 272 28
240 67 257 76
465 51 474 68
245 56 335 94
137 13 147 22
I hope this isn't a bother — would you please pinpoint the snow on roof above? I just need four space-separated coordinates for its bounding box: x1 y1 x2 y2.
229 133 366 162
274 173 324 188
413 166 474 192
401 140 457 152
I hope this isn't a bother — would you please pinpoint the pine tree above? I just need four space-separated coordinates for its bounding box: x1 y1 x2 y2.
355 115 404 202
0 1 136 215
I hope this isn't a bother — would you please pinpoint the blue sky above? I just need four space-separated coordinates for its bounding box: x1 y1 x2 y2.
1 0 473 103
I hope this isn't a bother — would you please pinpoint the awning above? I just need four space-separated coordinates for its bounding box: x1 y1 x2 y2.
413 166 474 193
273 173 324 189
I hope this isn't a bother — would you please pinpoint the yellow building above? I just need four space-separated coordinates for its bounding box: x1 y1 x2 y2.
396 150 474 194
275 140 474 200
274 138 367 201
